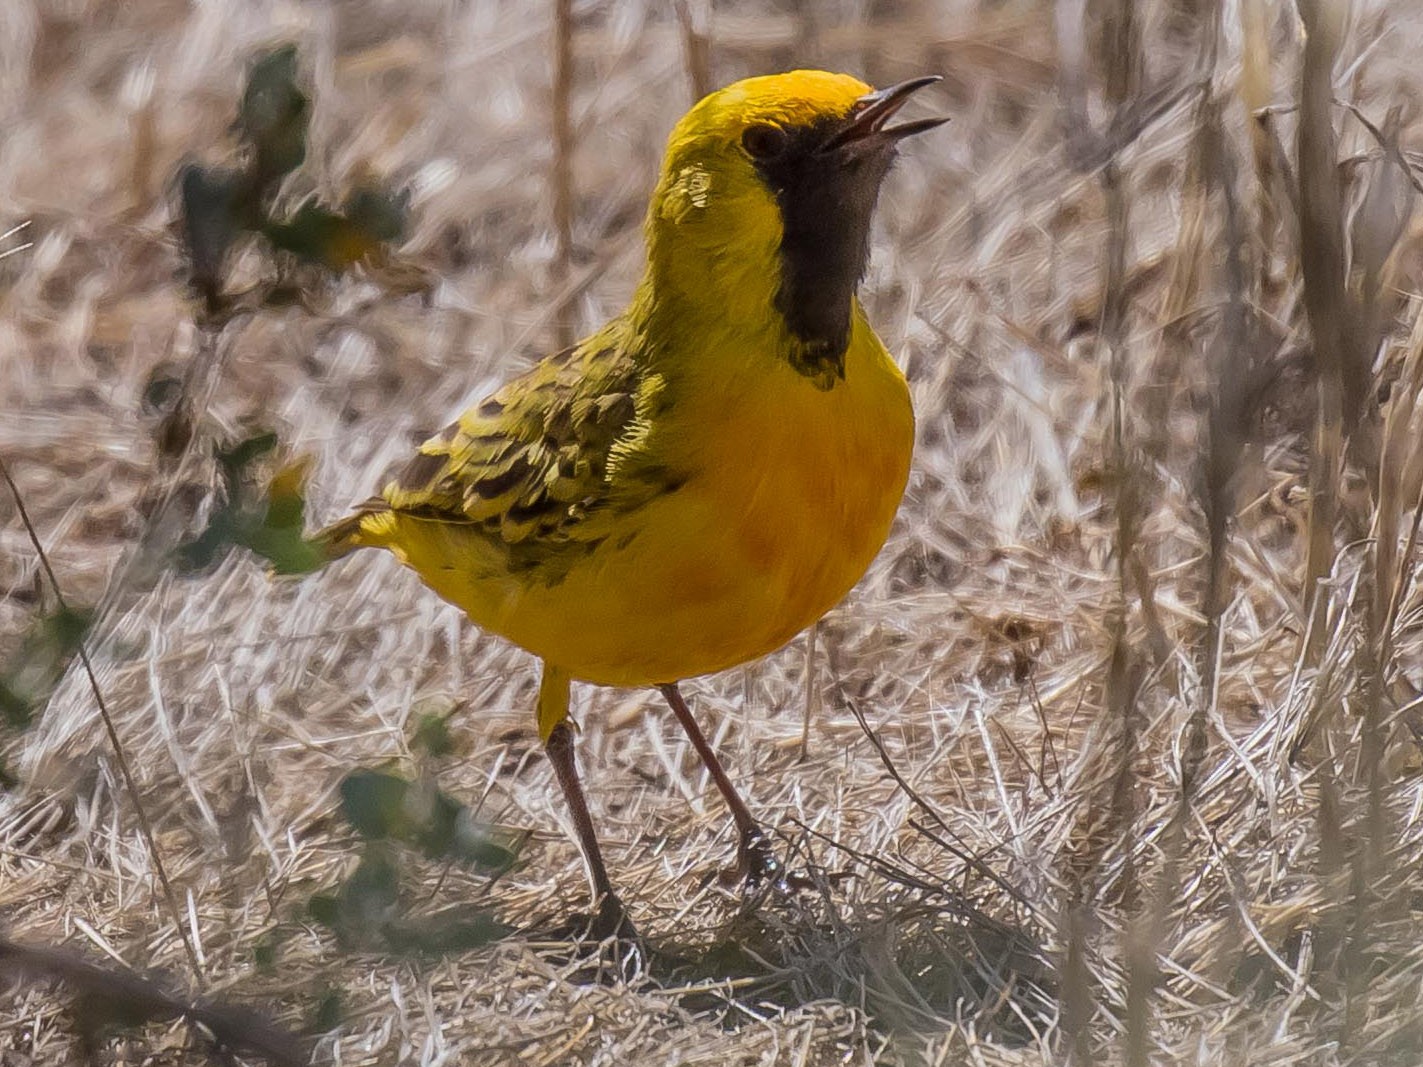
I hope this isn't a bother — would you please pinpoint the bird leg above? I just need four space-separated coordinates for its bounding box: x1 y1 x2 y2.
544 720 638 943
658 683 788 891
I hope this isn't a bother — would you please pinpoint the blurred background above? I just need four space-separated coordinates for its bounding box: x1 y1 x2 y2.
5 1 1423 1064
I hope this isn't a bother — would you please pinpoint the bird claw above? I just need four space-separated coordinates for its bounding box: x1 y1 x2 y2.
585 893 646 974
719 825 791 894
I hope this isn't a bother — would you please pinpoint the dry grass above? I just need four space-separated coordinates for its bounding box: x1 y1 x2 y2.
7 0 1423 1063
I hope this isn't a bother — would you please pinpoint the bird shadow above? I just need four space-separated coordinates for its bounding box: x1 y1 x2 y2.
523 836 1056 1049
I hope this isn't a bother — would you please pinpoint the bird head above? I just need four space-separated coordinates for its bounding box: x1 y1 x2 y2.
644 70 944 385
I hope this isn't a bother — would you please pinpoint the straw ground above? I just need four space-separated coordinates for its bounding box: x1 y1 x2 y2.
6 1 1423 1063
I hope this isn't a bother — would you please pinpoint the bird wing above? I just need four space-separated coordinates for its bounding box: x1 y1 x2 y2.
374 336 673 555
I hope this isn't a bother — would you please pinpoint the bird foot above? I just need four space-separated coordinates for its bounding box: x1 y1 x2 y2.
588 892 639 940
584 893 645 975
719 825 791 893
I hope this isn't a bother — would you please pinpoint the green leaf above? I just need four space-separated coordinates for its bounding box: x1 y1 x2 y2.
262 198 395 272
411 709 456 757
252 930 281 971
240 523 326 576
342 185 409 246
0 604 95 729
448 808 528 874
305 893 341 928
309 860 510 955
307 845 402 947
239 44 310 191
173 515 235 574
241 452 324 575
240 462 324 573
338 769 409 840
216 431 279 476
46 605 90 650
179 164 247 303
311 987 345 1032
339 847 401 926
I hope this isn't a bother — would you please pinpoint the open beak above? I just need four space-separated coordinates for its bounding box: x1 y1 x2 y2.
819 75 948 154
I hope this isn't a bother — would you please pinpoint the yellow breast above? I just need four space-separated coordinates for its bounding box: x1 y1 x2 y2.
454 310 914 686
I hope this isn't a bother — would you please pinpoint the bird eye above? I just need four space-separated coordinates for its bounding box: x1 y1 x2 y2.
741 124 788 160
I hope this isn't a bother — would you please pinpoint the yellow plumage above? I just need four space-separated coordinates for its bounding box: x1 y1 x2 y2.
318 69 940 933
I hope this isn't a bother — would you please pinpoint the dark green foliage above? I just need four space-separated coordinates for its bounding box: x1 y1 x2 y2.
341 185 410 245
307 840 514 955
411 707 457 757
177 44 408 310
310 986 345 1033
303 765 525 954
338 768 527 872
179 165 247 308
168 44 419 578
309 846 402 931
376 904 512 955
308 888 512 956
222 430 282 472
251 929 281 972
239 453 324 574
174 432 324 576
263 187 409 271
237 44 310 193
0 604 94 729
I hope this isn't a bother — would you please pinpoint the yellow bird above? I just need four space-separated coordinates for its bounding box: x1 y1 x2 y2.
318 70 942 936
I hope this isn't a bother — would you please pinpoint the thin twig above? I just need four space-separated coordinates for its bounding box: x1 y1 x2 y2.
1338 98 1423 197
0 459 204 982
842 695 1037 916
786 817 1033 940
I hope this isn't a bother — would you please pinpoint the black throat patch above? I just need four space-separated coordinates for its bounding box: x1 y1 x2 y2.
753 123 895 389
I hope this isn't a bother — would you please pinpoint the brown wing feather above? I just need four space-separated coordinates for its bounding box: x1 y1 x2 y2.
376 336 669 552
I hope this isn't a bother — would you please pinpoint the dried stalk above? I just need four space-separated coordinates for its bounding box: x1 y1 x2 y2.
551 0 576 349
1239 0 1278 263
1191 94 1251 794
1053 0 1155 1059
673 0 713 102
1296 0 1350 676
